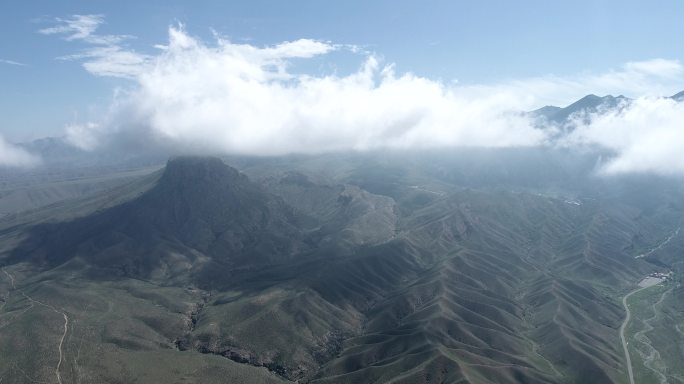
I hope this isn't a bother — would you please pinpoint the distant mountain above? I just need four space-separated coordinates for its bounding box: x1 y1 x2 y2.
531 94 630 125
0 137 168 216
18 136 81 159
16 136 100 169
14 135 166 172
532 90 684 128
671 90 684 101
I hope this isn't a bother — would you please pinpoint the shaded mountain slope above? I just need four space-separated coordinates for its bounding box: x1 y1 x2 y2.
262 171 397 247
9 157 308 283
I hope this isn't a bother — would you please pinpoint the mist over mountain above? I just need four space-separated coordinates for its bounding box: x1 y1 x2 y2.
11 89 684 177
531 94 630 125
8 87 684 180
3 15 680 176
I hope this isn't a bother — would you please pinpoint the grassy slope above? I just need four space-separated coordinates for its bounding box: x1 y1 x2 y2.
0 264 285 384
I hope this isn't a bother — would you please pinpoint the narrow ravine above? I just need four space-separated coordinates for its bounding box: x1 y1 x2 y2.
2 269 15 290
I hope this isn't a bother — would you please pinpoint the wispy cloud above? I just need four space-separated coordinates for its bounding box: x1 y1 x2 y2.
0 59 26 66
38 14 131 44
0 135 40 168
38 14 102 40
39 14 148 78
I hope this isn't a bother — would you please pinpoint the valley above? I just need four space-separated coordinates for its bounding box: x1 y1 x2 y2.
622 275 684 384
620 275 673 384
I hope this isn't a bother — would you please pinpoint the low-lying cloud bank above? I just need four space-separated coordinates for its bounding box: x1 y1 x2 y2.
566 97 684 175
0 135 40 167
39 15 684 176
59 23 547 154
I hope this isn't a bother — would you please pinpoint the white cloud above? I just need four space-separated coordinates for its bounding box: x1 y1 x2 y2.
60 46 150 79
40 14 148 79
64 122 101 150
565 97 684 175
0 135 40 168
474 59 684 107
41 17 684 175
37 14 127 44
47 25 551 154
623 58 683 78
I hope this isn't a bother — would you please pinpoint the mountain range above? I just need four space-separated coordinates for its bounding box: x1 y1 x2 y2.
2 151 683 383
530 90 684 126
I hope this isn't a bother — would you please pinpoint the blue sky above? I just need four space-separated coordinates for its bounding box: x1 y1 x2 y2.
2 0 684 142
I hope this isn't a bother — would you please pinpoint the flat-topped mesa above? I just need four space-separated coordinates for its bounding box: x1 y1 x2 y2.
9 155 307 277
152 156 265 222
144 156 304 257
149 156 262 231
161 156 245 186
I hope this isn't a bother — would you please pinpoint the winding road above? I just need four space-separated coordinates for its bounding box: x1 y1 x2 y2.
621 287 644 384
621 286 648 384
634 287 672 384
2 268 69 384
620 278 667 384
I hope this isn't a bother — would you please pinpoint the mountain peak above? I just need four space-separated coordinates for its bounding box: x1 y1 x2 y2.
567 94 609 110
577 93 601 101
157 156 251 207
532 93 630 125
671 90 684 101
163 156 242 183
11 155 306 277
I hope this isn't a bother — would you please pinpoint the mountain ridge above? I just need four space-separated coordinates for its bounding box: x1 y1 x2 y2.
531 89 684 126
